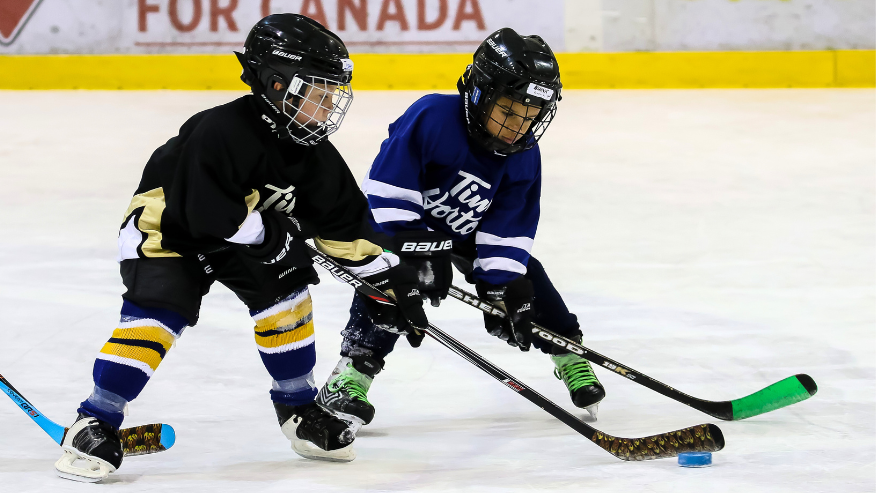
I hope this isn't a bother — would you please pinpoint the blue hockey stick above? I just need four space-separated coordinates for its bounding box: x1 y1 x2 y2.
0 372 175 455
0 372 66 444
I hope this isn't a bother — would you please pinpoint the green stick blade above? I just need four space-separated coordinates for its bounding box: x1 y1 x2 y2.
730 374 817 420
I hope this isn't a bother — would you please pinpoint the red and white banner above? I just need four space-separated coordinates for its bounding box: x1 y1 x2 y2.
0 0 566 53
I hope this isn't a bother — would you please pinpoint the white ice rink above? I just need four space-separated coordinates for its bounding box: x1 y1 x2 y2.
0 89 873 492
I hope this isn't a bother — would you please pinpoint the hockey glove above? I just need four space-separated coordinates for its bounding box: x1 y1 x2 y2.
237 209 316 268
394 230 453 307
361 264 429 348
476 277 535 352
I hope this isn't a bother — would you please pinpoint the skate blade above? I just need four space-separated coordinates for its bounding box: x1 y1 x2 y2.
291 439 356 463
54 449 114 482
584 403 599 421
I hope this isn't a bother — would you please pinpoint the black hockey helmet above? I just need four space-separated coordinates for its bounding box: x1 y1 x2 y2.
235 14 354 145
458 28 562 155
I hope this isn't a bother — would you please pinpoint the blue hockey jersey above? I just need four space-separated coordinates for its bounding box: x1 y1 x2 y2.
362 93 541 285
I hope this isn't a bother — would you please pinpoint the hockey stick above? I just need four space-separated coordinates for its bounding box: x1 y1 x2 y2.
0 373 176 456
307 245 724 460
447 285 818 421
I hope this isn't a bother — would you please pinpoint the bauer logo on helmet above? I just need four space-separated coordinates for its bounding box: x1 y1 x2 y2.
526 83 554 101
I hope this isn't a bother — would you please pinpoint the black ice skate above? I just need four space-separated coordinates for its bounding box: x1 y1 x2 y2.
316 353 382 432
551 340 606 420
55 413 123 482
275 401 356 462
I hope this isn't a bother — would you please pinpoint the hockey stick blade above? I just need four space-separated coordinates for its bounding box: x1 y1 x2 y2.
1 373 175 456
448 285 818 421
306 245 724 460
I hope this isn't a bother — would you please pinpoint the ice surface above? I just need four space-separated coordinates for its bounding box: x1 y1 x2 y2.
0 89 872 492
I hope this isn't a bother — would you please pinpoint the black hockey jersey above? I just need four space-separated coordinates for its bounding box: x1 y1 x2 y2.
117 95 384 283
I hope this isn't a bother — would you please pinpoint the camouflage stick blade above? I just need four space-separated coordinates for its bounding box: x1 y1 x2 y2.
120 423 176 456
592 423 724 461
62 423 177 457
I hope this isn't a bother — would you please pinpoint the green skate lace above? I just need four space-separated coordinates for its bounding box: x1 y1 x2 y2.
554 359 599 391
333 375 372 405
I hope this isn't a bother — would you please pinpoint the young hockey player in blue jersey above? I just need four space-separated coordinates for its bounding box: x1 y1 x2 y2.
316 28 606 431
55 14 428 482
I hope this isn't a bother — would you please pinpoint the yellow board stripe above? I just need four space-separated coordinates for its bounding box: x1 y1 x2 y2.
254 320 315 349
0 51 872 90
99 342 163 371
254 298 313 331
110 327 175 351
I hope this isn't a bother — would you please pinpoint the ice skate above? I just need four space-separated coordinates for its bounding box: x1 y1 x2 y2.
551 349 606 420
316 352 381 432
275 402 356 462
54 414 123 483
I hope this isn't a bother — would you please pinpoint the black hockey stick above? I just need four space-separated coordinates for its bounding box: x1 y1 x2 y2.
447 285 818 421
307 245 724 460
0 372 175 456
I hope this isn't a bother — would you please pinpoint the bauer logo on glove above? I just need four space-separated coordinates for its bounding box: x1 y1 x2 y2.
399 240 453 254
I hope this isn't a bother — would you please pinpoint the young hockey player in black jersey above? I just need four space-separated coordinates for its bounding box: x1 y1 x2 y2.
316 29 606 432
56 14 428 482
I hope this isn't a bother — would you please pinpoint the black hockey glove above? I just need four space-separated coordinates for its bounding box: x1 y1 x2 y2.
361 264 430 348
476 277 534 352
237 209 316 268
394 230 453 307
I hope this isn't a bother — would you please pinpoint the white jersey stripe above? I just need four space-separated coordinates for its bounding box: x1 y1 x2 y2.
256 334 316 354
226 211 266 245
362 178 423 206
117 318 181 339
372 207 422 224
473 257 527 275
96 354 155 377
475 232 534 253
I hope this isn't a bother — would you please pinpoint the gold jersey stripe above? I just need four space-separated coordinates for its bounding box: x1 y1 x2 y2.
315 237 383 262
99 342 164 371
254 298 313 331
244 189 260 216
254 321 315 349
110 327 175 351
122 187 180 258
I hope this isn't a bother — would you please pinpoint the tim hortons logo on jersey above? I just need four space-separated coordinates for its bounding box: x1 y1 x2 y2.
501 378 524 392
400 240 453 253
423 171 493 235
272 50 302 61
311 255 363 289
257 184 297 215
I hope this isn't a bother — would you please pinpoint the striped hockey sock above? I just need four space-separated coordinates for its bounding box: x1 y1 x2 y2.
251 287 318 406
79 300 188 428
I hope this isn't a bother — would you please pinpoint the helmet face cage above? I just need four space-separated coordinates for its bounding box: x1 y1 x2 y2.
276 74 353 146
473 87 556 155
